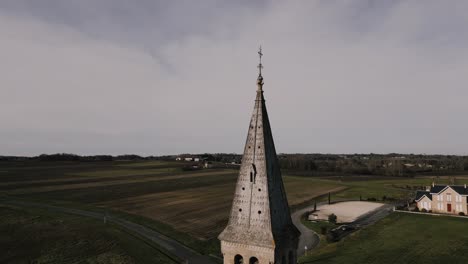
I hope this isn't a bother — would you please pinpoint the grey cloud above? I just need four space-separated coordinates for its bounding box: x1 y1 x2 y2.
1 1 468 156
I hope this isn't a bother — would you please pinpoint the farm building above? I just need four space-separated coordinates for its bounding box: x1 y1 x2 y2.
415 184 468 215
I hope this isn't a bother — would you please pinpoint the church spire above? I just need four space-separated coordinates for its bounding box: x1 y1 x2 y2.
218 48 300 264
257 46 264 90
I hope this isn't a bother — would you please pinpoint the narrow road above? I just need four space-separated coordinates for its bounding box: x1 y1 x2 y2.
351 204 393 228
3 200 215 264
292 205 321 256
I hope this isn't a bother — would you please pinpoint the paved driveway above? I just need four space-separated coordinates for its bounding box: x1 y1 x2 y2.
291 206 320 256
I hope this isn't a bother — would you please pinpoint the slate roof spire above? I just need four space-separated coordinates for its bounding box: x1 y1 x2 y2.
218 48 300 264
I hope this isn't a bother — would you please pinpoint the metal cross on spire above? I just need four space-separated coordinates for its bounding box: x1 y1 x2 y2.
257 46 263 76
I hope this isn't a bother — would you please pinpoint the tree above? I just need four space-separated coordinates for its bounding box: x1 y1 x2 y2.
328 213 337 224
313 200 317 211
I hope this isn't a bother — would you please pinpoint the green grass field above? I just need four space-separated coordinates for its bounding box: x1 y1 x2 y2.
2 160 468 261
0 204 177 264
300 212 468 264
324 176 468 202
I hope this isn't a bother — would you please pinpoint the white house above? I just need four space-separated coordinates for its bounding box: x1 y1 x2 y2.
415 184 468 215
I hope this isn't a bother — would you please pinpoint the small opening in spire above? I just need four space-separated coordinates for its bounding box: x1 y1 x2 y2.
250 164 257 184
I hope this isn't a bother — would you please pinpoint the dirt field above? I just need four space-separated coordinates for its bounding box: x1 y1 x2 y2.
4 170 236 195
314 201 385 223
99 176 346 240
0 161 346 240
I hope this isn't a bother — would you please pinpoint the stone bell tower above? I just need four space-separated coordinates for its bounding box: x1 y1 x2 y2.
218 48 300 264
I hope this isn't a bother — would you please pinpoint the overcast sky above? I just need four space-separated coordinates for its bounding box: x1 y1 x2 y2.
1 1 468 156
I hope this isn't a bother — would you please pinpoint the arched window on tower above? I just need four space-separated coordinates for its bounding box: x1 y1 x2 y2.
234 254 244 264
249 256 259 264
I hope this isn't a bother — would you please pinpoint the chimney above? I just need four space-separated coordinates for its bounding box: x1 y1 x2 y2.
432 182 435 188
465 184 467 189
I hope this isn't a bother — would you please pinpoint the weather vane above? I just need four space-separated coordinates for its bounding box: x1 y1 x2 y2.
257 46 263 76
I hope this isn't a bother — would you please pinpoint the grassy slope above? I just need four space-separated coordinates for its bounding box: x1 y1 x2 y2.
0 204 178 264
300 212 468 264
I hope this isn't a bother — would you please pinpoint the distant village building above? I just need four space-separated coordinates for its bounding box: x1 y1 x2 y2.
176 155 202 162
218 49 299 264
415 184 468 215
204 161 213 169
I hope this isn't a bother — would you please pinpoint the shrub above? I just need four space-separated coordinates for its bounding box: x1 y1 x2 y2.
421 208 427 213
320 226 327 235
367 197 377 201
459 212 465 216
328 213 337 224
326 231 339 243
413 207 420 212
395 205 406 210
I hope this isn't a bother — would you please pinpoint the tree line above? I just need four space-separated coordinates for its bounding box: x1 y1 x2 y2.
278 153 468 176
3 153 468 176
